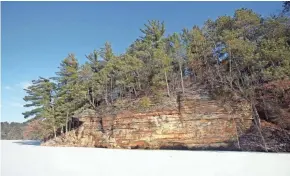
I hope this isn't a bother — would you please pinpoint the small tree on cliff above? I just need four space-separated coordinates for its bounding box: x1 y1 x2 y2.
168 32 186 93
138 20 174 96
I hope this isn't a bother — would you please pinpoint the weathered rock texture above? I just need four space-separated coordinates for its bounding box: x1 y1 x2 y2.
42 94 253 149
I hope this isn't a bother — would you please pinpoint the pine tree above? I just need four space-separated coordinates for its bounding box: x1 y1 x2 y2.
54 54 79 133
23 77 58 137
168 33 185 93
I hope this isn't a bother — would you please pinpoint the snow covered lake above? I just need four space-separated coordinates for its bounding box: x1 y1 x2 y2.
1 140 290 176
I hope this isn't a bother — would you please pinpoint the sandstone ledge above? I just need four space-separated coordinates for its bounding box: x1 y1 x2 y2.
42 95 253 149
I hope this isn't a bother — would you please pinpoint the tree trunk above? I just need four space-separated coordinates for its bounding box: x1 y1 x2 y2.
53 126 56 138
65 111 69 134
104 79 109 105
136 71 141 90
253 104 268 152
87 89 96 109
164 71 170 97
110 77 113 103
52 106 57 138
133 86 137 97
92 89 95 108
179 60 184 94
123 84 126 99
233 118 240 149
229 49 233 89
119 86 122 100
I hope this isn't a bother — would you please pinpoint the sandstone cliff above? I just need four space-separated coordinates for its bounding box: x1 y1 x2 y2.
42 92 253 149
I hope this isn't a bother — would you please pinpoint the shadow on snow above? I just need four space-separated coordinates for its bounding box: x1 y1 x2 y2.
13 140 41 146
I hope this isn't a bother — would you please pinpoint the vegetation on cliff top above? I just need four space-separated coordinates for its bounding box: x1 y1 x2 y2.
22 4 290 143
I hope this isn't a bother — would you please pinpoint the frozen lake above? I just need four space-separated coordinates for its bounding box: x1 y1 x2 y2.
1 140 290 176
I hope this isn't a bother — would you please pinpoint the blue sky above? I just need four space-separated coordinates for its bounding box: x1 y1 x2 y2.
1 1 283 122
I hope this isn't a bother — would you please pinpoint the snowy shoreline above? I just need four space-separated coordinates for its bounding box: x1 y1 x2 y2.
2 140 290 176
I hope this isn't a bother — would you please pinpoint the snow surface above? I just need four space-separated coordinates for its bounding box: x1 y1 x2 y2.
1 140 290 176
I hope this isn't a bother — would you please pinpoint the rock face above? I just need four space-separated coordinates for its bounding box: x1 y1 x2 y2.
42 94 253 149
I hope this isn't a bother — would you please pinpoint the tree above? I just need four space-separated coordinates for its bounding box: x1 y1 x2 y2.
23 77 58 137
54 54 80 133
100 42 116 104
23 119 45 140
184 26 212 82
168 33 186 93
138 20 173 96
140 20 165 48
153 42 172 96
283 1 290 14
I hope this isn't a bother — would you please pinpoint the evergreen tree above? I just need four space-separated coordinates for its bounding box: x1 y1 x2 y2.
23 77 58 137
55 54 80 133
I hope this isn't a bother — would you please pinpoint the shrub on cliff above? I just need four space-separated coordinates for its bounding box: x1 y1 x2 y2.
139 96 152 109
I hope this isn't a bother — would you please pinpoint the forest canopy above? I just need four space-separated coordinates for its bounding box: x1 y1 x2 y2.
22 6 290 139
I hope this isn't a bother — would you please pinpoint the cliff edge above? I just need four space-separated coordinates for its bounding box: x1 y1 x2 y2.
42 92 253 149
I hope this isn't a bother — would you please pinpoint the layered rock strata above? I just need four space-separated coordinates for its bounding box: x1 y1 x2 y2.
42 94 253 149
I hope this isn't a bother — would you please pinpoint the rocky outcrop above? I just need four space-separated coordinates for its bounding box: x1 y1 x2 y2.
42 94 253 149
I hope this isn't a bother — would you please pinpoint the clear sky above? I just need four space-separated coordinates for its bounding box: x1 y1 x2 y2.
1 1 284 122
